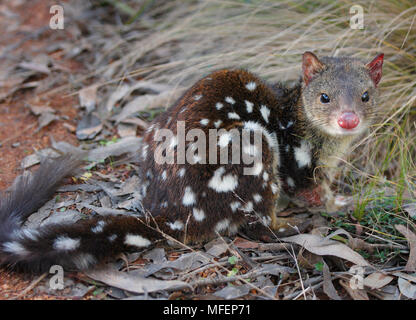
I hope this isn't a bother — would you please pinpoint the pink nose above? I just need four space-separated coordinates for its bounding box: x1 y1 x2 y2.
338 112 360 129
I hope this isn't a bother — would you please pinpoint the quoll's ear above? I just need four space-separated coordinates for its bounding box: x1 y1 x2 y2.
366 53 384 87
302 51 325 85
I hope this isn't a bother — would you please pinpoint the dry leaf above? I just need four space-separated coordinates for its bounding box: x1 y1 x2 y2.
120 117 149 130
398 277 416 299
364 272 393 289
28 105 56 116
37 112 58 130
394 224 416 272
392 272 416 284
86 268 190 294
117 123 137 137
18 61 51 74
282 233 370 266
79 84 99 112
113 89 182 123
403 203 416 219
105 84 130 112
233 237 259 249
76 113 103 140
339 279 369 300
322 261 341 300
87 136 143 162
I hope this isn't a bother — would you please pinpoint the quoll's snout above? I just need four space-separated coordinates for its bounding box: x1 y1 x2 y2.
337 112 360 129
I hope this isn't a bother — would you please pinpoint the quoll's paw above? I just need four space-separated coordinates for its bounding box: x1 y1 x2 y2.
325 195 354 213
240 216 311 241
290 186 325 211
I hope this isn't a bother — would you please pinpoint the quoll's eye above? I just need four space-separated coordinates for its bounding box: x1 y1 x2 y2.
361 91 369 102
320 93 330 103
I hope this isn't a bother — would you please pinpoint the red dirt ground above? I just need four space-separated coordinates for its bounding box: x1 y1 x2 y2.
0 0 82 299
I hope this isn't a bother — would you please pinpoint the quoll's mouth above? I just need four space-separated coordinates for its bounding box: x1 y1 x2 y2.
337 112 360 130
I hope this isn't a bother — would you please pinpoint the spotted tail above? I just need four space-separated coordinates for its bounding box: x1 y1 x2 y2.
0 157 167 273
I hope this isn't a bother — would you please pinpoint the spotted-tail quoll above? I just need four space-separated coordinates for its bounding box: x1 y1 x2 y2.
0 52 384 272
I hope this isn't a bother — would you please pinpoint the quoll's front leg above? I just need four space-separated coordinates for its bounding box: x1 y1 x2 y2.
240 204 313 240
291 180 353 214
319 176 354 213
292 185 325 209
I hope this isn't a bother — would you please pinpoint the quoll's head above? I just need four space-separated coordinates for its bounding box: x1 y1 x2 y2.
301 51 384 137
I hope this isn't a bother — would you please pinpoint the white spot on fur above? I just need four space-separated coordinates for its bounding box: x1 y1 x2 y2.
167 220 184 231
241 201 254 212
251 162 263 176
193 154 202 163
279 120 294 130
182 186 196 206
245 100 254 113
253 194 262 203
262 216 272 226
15 228 39 241
161 170 167 181
230 202 241 212
214 120 222 128
193 208 205 221
161 201 168 208
194 94 203 101
146 170 153 179
124 234 151 247
108 234 117 242
91 220 106 233
260 105 270 123
245 82 257 91
178 168 186 177
225 96 235 104
228 112 240 120
215 219 230 233
287 177 295 188
208 167 238 193
3 241 28 256
270 183 279 195
200 119 209 126
53 236 80 251
263 172 269 182
216 102 224 110
294 140 312 168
